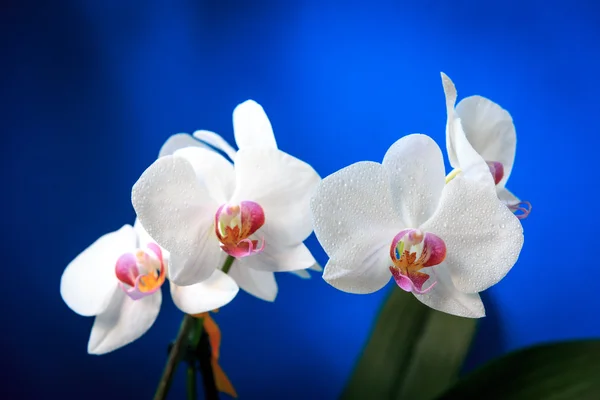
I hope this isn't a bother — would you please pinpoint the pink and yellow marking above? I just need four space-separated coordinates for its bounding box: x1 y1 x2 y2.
115 243 166 300
214 201 266 258
388 229 446 294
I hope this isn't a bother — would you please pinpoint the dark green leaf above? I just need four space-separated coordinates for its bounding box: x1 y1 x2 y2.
342 287 478 400
437 340 600 400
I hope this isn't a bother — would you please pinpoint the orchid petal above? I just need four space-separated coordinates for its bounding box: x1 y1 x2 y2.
289 269 311 279
456 96 516 186
310 161 401 257
158 133 210 158
311 161 402 294
497 186 521 206
228 263 278 302
132 219 173 260
132 156 222 286
170 269 238 314
87 289 161 355
322 239 392 294
251 242 316 272
167 250 226 287
310 262 323 271
441 73 495 185
414 263 485 318
192 130 238 161
173 146 235 205
382 134 445 227
232 100 277 149
60 225 136 317
231 147 320 248
421 174 524 293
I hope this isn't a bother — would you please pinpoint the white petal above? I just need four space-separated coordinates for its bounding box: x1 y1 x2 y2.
132 155 222 285
231 147 320 248
382 134 445 227
228 262 278 302
192 130 238 161
310 262 323 271
232 100 277 150
441 72 460 168
414 263 485 318
133 218 157 246
421 174 524 293
250 242 316 272
289 269 311 279
173 146 235 204
167 247 225 287
497 186 521 206
60 225 136 317
310 161 401 257
88 289 161 355
322 239 391 294
441 73 495 185
170 269 238 314
310 161 401 294
158 133 210 158
133 219 175 265
456 96 516 185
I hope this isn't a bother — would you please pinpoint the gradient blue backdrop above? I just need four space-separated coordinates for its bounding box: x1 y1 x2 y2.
3 1 600 398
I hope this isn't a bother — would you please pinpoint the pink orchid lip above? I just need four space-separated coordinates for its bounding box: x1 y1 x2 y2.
486 161 505 185
389 229 446 294
214 201 266 258
389 267 437 295
508 200 532 220
115 243 166 300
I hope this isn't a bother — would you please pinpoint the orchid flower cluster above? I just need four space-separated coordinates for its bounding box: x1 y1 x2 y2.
60 72 529 392
312 73 528 318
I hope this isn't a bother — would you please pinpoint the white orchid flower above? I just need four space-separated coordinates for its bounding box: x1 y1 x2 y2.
442 73 531 219
60 220 238 355
310 133 524 318
193 122 324 286
132 100 321 303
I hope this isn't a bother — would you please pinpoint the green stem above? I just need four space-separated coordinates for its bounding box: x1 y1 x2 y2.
186 364 197 400
221 255 235 274
153 315 196 400
185 318 203 400
190 317 204 348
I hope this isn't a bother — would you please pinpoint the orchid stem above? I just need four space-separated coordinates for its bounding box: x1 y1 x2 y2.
153 314 196 400
186 364 197 400
187 318 203 400
221 255 235 274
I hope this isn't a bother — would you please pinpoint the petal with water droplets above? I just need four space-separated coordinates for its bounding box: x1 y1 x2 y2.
421 174 523 293
382 134 445 227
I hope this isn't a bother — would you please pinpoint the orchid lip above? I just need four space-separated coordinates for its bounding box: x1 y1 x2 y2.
115 242 166 300
389 267 437 294
389 229 446 294
214 201 266 258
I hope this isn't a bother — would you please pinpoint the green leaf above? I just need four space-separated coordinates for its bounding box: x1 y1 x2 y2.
437 340 600 400
342 287 478 400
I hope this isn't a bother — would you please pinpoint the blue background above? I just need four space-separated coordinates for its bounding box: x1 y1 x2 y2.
3 0 599 398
